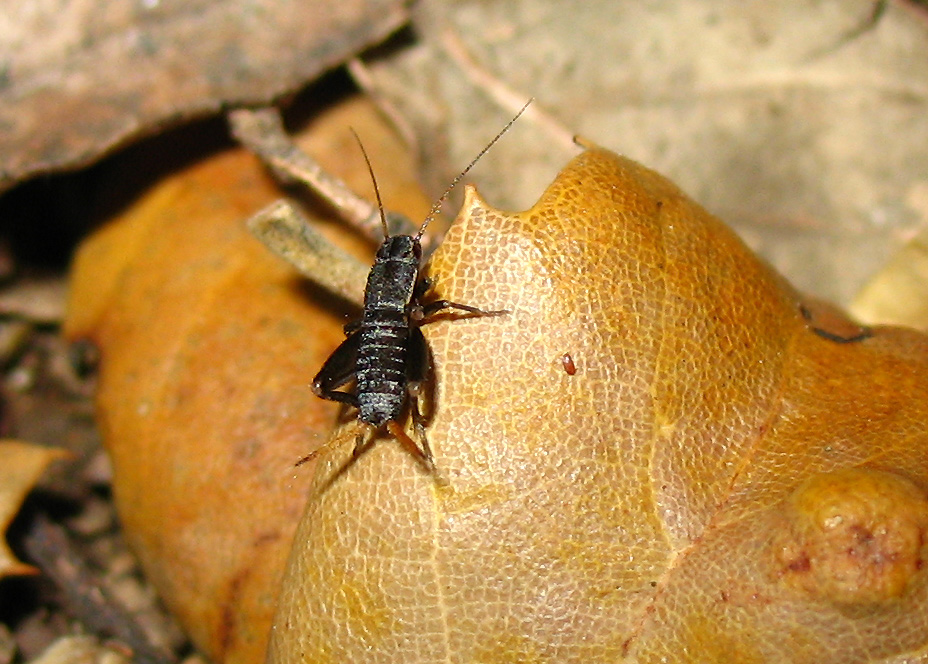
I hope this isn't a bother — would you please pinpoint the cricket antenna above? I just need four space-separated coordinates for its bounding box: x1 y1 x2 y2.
415 98 534 242
350 128 391 239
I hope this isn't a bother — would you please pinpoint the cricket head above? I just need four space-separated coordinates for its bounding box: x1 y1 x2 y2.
375 234 421 262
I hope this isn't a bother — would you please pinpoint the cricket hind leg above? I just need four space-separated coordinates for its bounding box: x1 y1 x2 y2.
398 398 448 485
299 333 362 468
399 328 437 473
351 419 437 476
311 331 361 406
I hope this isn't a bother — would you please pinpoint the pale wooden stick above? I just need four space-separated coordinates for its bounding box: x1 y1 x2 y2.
229 106 418 242
246 200 367 306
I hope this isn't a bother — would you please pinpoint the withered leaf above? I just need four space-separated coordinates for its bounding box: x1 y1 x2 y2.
269 147 928 663
0 440 67 579
0 0 409 193
851 226 928 330
360 0 928 306
64 95 431 664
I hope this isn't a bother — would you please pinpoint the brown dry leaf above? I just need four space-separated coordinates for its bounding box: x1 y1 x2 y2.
360 0 928 307
26 635 131 664
63 94 431 664
0 440 67 578
850 225 928 329
269 147 928 663
0 0 410 193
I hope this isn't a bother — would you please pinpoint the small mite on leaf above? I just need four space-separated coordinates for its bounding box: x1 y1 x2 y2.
561 352 576 375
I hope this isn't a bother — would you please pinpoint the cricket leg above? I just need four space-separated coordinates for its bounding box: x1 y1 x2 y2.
386 421 435 474
420 299 510 320
312 332 361 406
401 328 437 473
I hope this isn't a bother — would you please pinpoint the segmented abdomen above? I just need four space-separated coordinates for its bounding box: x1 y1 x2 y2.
355 307 409 427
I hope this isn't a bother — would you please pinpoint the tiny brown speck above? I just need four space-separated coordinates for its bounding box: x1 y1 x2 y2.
561 353 576 375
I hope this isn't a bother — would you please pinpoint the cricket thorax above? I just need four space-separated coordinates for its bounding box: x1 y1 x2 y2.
363 236 421 316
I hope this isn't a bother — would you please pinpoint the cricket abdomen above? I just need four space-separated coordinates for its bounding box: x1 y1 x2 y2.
355 308 410 427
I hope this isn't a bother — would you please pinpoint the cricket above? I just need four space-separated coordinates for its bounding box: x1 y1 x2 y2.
232 100 531 473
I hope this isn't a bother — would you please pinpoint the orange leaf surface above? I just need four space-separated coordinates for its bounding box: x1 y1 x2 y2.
64 96 430 664
66 143 335 664
269 147 928 663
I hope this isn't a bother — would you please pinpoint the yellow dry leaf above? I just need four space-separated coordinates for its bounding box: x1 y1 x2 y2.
269 147 928 663
851 227 928 330
0 440 66 578
64 95 431 664
26 636 131 664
